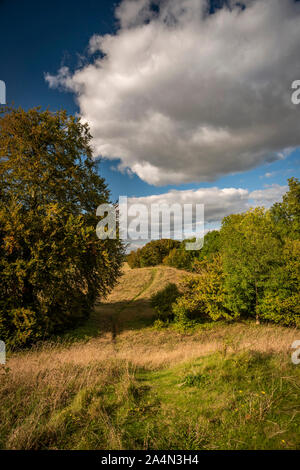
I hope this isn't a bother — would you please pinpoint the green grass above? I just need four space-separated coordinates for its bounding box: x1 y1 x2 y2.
1 350 299 449
138 351 300 450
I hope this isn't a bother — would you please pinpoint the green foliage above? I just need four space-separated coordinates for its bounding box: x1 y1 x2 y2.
150 283 180 322
161 231 221 272
172 255 235 326
196 230 221 263
163 246 194 271
270 177 300 239
171 180 300 328
257 239 300 326
126 249 141 268
256 177 300 326
127 231 221 272
127 239 180 268
0 107 124 347
220 208 283 322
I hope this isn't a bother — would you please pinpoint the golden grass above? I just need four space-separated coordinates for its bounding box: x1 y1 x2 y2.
7 322 298 375
7 264 298 373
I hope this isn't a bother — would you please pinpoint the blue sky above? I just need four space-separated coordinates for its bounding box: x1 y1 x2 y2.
1 0 299 207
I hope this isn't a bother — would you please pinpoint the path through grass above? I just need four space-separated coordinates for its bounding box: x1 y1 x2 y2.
1 265 299 449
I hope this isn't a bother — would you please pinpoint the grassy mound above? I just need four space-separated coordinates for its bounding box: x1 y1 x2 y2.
1 265 299 450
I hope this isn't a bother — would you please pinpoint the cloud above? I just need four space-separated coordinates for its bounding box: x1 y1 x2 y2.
46 0 300 185
128 183 287 223
122 183 287 250
249 184 288 207
264 172 276 179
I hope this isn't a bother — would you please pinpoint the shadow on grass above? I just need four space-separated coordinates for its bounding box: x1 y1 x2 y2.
62 298 157 343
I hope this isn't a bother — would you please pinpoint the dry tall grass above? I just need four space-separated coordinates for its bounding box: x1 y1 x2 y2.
7 265 297 372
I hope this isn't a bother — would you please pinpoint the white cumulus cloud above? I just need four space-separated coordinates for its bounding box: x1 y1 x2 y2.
127 183 288 223
46 0 300 185
122 183 288 249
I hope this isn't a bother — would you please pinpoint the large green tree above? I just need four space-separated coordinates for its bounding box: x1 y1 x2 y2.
0 107 124 346
220 208 283 324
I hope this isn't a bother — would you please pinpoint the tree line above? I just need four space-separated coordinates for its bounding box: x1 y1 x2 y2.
137 179 300 328
127 228 221 271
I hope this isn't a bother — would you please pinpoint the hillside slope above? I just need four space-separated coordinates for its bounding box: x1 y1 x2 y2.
1 265 299 450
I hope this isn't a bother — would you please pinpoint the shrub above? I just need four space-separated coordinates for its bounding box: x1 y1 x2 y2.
127 249 141 268
150 283 180 322
163 246 194 271
172 255 235 327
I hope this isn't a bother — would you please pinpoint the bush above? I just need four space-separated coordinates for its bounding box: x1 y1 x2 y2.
127 249 141 268
0 107 124 347
163 246 194 270
172 255 235 327
150 283 180 322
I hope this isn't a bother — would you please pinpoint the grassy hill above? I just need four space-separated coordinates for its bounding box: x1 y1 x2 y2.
1 264 299 450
